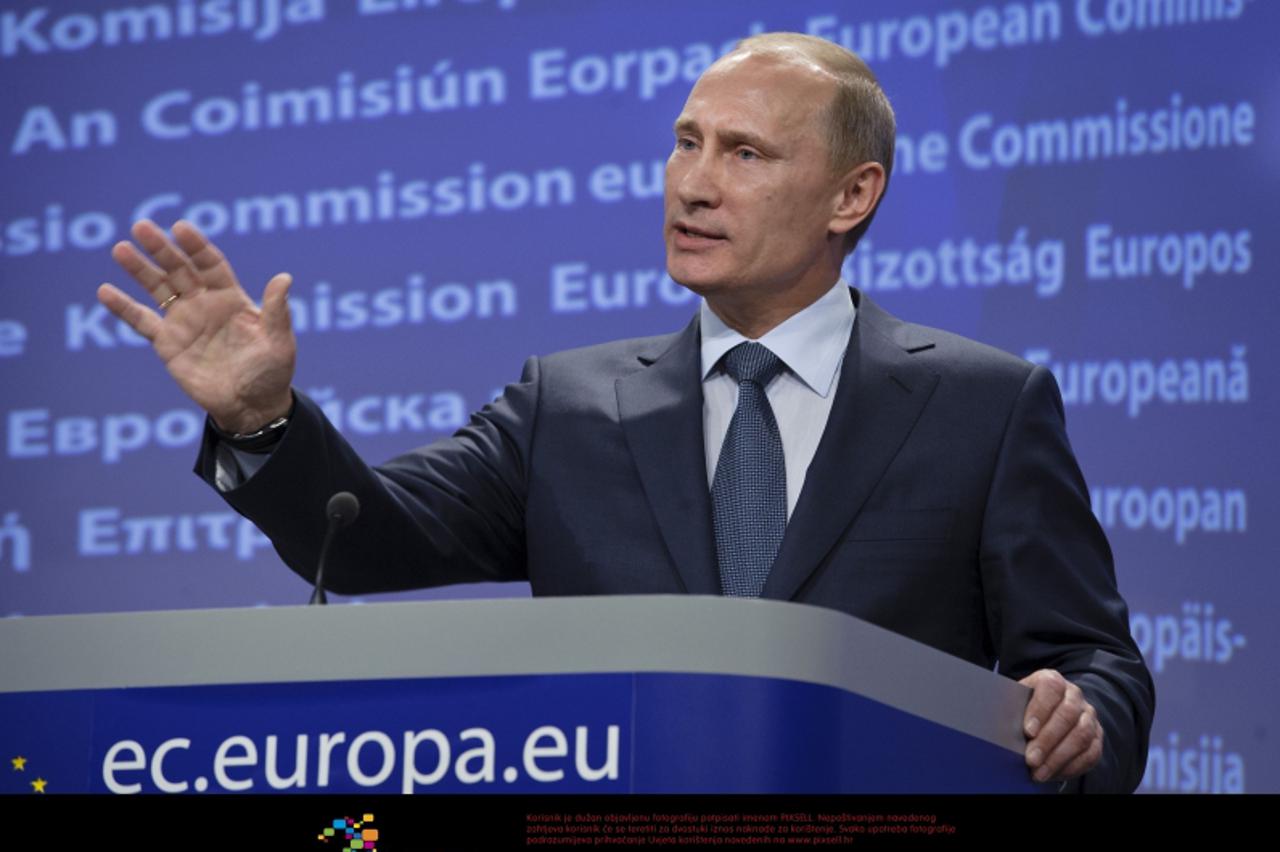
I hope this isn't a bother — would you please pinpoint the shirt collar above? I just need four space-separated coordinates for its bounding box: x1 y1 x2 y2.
699 279 855 398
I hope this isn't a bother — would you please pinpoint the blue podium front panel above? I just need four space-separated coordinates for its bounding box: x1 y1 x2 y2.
1 671 1037 794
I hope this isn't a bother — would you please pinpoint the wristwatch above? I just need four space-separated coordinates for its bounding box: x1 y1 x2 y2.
208 401 294 453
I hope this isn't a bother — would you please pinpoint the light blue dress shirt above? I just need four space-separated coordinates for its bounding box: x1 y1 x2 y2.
700 280 856 519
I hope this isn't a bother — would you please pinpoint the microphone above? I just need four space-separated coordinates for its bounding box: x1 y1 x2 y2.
309 491 360 605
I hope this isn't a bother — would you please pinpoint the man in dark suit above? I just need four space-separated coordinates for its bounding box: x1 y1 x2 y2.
98 33 1153 792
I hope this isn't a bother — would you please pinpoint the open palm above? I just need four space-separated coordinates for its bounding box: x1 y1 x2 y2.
98 219 296 434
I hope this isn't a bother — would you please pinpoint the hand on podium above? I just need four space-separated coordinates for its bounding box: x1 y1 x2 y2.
1020 668 1104 784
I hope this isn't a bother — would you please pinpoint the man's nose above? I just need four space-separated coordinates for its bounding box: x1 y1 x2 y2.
674 149 722 209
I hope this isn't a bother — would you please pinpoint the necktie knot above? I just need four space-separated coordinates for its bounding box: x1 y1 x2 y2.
724 342 784 387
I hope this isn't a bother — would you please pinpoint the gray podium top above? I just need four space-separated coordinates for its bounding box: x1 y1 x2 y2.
0 595 1030 753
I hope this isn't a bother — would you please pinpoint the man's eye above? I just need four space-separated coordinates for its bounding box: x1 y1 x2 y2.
737 148 759 160
676 138 697 151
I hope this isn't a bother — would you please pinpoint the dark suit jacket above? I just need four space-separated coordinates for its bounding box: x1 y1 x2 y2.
199 287 1153 792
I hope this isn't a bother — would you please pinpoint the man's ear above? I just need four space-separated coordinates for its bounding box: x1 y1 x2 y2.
829 161 886 237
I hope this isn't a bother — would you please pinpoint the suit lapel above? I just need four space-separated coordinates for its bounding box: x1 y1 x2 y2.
615 317 720 595
761 290 940 602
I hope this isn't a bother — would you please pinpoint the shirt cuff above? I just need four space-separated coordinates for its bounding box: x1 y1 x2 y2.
213 441 273 492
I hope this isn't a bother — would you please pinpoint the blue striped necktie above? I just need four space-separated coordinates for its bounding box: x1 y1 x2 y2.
712 342 787 597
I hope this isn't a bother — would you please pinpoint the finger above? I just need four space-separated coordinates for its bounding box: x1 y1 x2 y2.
1025 681 1089 776
131 219 197 294
111 240 175 304
1035 704 1102 782
171 220 238 289
261 273 294 337
1020 670 1067 739
97 283 162 342
1054 717 1104 780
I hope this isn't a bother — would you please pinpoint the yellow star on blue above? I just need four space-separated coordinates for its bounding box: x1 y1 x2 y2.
31 777 47 793
10 756 26 771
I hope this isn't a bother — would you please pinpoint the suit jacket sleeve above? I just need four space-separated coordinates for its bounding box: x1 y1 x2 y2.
979 365 1155 793
193 358 543 594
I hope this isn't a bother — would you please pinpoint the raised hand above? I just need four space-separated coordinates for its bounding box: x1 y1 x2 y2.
98 219 296 434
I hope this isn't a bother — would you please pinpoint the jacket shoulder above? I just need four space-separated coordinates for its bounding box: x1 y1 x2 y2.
856 290 1035 391
917 324 1035 388
535 325 690 381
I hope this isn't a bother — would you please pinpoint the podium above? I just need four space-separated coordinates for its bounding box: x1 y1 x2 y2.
0 596 1044 794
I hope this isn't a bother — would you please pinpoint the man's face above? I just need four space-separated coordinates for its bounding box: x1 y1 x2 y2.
664 53 844 309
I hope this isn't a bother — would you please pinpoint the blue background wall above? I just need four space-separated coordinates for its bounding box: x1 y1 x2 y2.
1 0 1275 793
